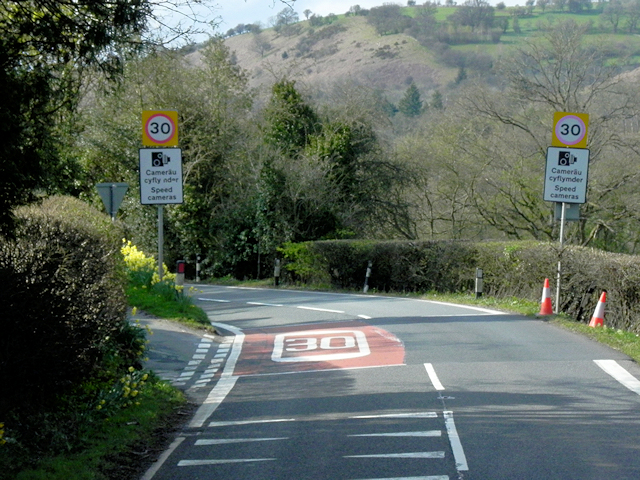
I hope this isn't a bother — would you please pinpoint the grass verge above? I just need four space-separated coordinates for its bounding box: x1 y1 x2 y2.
126 284 210 329
3 378 189 480
550 318 640 364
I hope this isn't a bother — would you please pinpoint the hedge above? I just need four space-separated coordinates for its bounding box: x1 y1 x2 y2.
279 240 640 333
0 196 129 416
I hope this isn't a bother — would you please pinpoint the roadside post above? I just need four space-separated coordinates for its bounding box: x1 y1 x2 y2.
196 254 201 282
363 261 372 293
475 268 483 299
140 110 182 281
176 260 185 290
546 112 590 313
274 258 281 287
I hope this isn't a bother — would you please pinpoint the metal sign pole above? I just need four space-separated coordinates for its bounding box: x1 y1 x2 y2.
555 202 566 314
158 205 164 282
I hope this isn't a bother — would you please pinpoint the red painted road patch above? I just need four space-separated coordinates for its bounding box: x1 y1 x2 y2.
234 321 405 376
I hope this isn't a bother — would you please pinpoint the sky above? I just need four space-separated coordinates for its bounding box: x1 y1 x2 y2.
179 0 522 40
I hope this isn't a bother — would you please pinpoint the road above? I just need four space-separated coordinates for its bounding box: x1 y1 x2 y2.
140 285 640 480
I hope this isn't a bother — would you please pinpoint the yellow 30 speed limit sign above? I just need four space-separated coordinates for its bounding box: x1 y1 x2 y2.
142 110 178 147
552 112 589 149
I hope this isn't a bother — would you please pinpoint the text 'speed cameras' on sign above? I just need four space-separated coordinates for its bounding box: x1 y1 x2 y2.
558 150 578 166
151 151 171 167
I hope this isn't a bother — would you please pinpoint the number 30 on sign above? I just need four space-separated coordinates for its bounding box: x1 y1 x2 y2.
142 111 178 147
552 112 589 149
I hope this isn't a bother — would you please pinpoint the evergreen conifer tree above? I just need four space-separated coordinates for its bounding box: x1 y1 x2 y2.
398 82 423 117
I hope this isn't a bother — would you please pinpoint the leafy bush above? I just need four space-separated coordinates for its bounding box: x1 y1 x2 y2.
0 197 130 417
0 197 163 476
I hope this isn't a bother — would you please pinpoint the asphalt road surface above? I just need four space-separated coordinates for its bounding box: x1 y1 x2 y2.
139 285 640 480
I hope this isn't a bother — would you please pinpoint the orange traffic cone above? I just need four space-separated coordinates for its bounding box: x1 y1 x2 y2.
539 278 553 315
589 291 607 327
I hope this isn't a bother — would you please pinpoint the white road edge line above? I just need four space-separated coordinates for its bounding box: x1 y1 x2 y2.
424 363 445 391
444 411 469 472
247 301 284 307
140 436 185 480
189 323 244 428
594 359 640 396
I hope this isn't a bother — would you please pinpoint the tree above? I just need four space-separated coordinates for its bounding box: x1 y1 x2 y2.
252 32 272 57
458 20 640 248
626 0 640 33
455 66 468 84
568 0 591 13
431 90 444 110
0 1 144 235
496 16 509 33
273 7 300 35
603 0 624 33
0 0 213 236
398 83 423 117
553 0 568 11
263 80 321 156
512 16 521 33
368 4 413 35
537 0 549 12
303 9 312 19
449 0 495 32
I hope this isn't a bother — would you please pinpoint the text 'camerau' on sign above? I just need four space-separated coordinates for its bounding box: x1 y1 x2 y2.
543 147 590 204
138 148 183 205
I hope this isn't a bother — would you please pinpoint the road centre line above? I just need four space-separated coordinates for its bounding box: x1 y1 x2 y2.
351 412 438 419
297 305 346 313
425 363 445 391
594 359 640 396
349 430 442 437
351 477 448 480
196 284 506 315
247 301 284 307
345 452 445 459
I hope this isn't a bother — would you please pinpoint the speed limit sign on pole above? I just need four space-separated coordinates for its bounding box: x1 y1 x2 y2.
142 110 178 147
551 112 589 149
